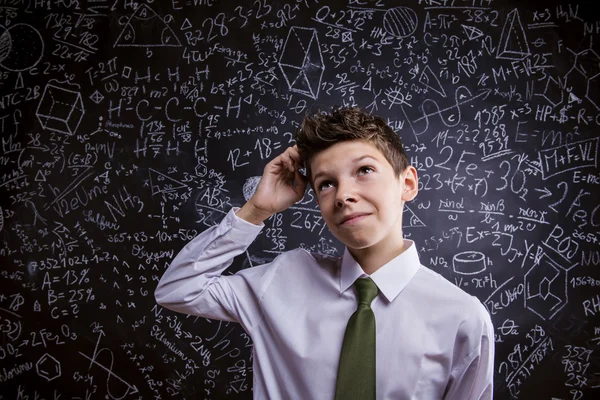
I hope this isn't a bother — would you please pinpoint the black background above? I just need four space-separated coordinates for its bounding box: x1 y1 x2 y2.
0 0 599 398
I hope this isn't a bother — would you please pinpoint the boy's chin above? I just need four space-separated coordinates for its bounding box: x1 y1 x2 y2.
336 234 375 250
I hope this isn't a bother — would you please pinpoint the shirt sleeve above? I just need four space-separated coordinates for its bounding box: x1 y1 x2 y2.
444 298 495 400
154 206 274 332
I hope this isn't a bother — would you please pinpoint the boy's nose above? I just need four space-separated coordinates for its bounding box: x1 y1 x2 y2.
335 183 358 208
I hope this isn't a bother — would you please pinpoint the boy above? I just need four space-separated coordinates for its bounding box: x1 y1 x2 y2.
155 107 495 399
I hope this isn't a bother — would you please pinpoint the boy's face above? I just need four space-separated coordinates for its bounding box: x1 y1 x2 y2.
310 140 418 253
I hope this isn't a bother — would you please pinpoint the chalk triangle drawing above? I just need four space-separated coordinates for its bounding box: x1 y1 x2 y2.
114 4 182 47
403 205 426 228
569 91 581 104
180 18 192 31
362 76 372 91
15 72 24 89
496 9 530 60
35 169 46 182
419 65 447 97
148 168 187 196
461 24 484 41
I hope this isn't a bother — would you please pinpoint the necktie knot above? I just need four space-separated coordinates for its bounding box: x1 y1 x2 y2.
354 277 378 306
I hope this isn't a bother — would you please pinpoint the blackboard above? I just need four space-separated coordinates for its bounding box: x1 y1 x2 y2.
0 0 599 398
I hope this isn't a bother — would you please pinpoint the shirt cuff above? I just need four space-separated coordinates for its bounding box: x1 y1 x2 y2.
222 206 265 244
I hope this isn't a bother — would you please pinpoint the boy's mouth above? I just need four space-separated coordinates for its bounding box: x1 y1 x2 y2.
340 213 371 225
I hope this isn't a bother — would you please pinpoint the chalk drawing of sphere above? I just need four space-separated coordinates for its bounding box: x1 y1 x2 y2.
383 7 418 39
0 25 11 63
242 176 262 201
0 23 44 71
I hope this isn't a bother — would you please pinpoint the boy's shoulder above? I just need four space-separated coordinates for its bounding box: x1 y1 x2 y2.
240 247 339 276
412 264 491 321
293 247 342 272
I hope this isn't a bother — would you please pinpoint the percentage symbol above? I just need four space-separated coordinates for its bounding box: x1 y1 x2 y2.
79 269 90 285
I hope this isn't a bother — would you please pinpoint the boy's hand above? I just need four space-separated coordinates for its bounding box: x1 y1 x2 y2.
248 144 309 217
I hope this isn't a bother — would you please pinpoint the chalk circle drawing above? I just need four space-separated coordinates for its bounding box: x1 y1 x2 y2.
114 4 181 47
36 80 85 135
383 7 418 38
496 8 530 60
243 176 261 201
453 251 486 275
279 26 325 99
36 353 61 382
384 86 412 109
0 23 44 71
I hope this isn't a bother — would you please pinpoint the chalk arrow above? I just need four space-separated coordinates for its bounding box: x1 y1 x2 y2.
535 187 552 198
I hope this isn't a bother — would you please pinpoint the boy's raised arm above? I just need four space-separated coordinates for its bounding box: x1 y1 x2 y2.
154 145 308 329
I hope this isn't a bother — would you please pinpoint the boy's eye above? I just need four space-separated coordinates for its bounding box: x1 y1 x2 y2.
317 166 374 192
359 166 374 175
318 181 333 191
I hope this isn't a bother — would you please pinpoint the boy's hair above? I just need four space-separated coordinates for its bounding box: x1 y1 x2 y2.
294 106 410 192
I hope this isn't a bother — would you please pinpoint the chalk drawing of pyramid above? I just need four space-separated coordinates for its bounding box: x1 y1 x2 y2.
496 9 530 60
114 4 181 47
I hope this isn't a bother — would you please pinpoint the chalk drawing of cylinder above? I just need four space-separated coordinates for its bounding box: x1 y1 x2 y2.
36 83 85 135
453 251 486 275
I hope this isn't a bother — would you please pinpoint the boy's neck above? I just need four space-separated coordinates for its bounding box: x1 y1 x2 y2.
349 238 407 275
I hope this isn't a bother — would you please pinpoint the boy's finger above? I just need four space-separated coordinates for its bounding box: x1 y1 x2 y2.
289 149 301 164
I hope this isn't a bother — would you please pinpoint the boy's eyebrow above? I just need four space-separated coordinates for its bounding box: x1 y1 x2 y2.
313 155 378 182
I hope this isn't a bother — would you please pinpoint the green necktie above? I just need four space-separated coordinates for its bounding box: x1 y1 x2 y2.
334 277 379 400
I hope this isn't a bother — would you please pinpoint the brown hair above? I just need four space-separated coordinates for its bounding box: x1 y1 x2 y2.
294 106 410 192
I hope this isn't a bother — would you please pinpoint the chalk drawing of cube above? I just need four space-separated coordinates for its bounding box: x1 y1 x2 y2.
36 84 85 135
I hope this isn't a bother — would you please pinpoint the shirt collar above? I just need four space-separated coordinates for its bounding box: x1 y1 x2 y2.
339 239 421 303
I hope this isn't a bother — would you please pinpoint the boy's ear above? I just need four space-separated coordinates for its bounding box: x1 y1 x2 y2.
401 166 418 202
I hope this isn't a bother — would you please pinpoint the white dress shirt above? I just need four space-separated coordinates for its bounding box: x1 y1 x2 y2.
155 206 495 400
